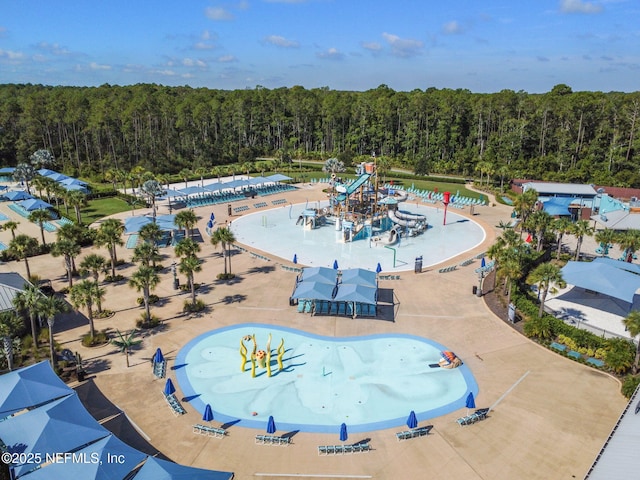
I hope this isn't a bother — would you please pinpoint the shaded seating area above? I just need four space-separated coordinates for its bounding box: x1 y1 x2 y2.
290 267 379 318
193 424 227 438
395 425 432 441
457 408 489 426
254 434 292 446
317 443 372 455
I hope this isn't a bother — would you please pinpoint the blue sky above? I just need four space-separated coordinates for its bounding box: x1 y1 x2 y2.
0 0 637 93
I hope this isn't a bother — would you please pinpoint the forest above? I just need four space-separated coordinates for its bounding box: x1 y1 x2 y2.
0 83 638 187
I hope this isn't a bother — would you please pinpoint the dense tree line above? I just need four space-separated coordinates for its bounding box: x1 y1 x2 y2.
0 83 638 186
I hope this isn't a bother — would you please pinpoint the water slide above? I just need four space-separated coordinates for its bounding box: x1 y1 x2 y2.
372 226 399 246
336 173 371 202
387 209 426 228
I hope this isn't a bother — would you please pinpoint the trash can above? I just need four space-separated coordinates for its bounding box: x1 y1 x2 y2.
472 286 478 295
227 204 232 216
414 256 423 274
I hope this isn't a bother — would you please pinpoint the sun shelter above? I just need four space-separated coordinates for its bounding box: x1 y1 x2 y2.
542 197 575 217
267 173 292 183
0 361 74 418
0 167 16 175
45 172 70 182
19 198 54 212
124 214 177 234
133 456 233 480
299 266 338 284
22 434 146 480
248 176 271 186
3 190 33 201
340 268 378 288
333 283 378 317
291 281 336 301
561 260 640 304
0 394 110 477
179 185 208 197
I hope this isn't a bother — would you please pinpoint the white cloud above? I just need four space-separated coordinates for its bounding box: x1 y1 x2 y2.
89 62 112 70
217 55 237 62
0 26 7 38
182 58 207 68
264 35 299 48
35 42 71 56
361 41 382 52
560 0 603 14
0 49 24 61
442 20 465 35
316 47 344 60
381 33 423 58
205 7 234 20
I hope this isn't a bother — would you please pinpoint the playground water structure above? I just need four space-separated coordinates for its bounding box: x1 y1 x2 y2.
231 201 486 272
174 324 477 434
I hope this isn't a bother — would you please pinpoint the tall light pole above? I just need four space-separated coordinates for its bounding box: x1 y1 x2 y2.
172 261 179 290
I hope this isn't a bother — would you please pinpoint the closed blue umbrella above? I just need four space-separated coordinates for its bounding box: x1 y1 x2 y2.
164 378 176 396
207 220 213 229
266 415 276 434
210 212 215 221
293 254 297 264
466 392 476 409
202 404 214 422
333 260 339 270
376 263 382 274
339 422 348 442
481 257 486 268
406 410 418 429
153 348 164 364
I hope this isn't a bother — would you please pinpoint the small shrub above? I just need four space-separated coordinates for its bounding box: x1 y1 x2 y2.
104 274 125 283
38 328 50 344
94 309 114 319
621 375 640 399
216 273 235 280
81 330 109 347
22 335 34 350
136 313 161 329
137 294 159 306
183 299 206 313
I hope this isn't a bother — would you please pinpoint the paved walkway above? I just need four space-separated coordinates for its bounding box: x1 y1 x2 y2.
0 182 626 480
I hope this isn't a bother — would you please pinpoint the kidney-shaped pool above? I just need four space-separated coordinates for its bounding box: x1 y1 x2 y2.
174 324 478 433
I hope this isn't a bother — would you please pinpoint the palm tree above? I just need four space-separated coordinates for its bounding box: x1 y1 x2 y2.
594 228 617 257
512 188 538 235
51 239 82 289
174 209 198 239
66 190 87 224
111 329 142 368
79 253 108 313
616 230 640 263
211 227 236 276
175 238 202 306
525 210 552 252
129 265 160 323
104 168 124 191
132 241 161 268
70 280 100 339
497 255 523 308
139 222 163 247
14 284 45 348
528 263 563 317
28 209 52 247
95 218 124 278
39 295 68 368
2 220 19 240
179 168 192 189
551 217 573 260
57 222 87 273
622 310 640 373
9 234 39 280
195 166 208 187
571 219 594 261
13 163 36 194
0 311 23 371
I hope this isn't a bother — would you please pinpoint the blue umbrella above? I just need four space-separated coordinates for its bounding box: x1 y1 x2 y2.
153 348 164 364
202 404 214 422
333 260 339 270
164 378 176 396
339 422 348 442
293 254 298 264
210 212 215 221
376 262 382 274
406 410 418 429
266 415 276 434
207 220 213 229
481 257 486 268
466 392 476 409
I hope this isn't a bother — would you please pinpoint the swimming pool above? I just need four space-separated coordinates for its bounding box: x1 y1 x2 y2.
230 202 485 272
174 324 477 433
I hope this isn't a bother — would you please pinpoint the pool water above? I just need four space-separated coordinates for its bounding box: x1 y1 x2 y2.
230 202 485 272
175 324 478 433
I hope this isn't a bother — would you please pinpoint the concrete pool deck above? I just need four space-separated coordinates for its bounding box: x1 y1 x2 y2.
0 182 627 480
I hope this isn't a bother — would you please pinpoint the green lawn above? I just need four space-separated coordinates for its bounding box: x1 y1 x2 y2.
79 197 133 225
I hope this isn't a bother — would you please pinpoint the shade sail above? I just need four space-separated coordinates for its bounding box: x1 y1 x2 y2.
59 177 88 186
291 281 336 301
23 434 146 480
248 176 271 186
3 190 33 201
542 197 575 216
300 266 338 284
179 185 208 196
593 256 640 275
266 174 292 182
133 456 233 480
340 268 378 288
124 215 176 234
0 167 16 174
0 394 110 476
561 261 640 303
46 172 70 182
333 283 377 305
0 361 74 417
19 198 53 211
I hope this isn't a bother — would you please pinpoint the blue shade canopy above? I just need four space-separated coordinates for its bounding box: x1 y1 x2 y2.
179 185 208 196
59 177 87 186
291 281 336 301
203 183 223 193
248 176 271 186
340 268 378 288
45 172 69 182
0 394 110 476
407 410 418 429
267 415 276 434
19 198 53 211
63 183 89 192
542 197 577 216
3 190 33 201
133 456 234 480
23 434 146 480
266 173 292 182
0 167 16 174
339 423 348 442
333 284 377 305
300 267 338 284
466 392 476 409
203 404 214 422
124 215 177 234
164 378 176 396
561 260 640 304
0 361 74 417
162 188 186 198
